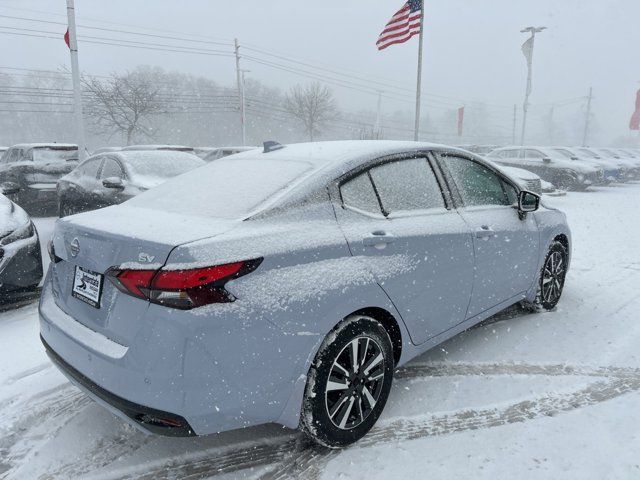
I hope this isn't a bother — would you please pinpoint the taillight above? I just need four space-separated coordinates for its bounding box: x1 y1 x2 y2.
105 259 262 310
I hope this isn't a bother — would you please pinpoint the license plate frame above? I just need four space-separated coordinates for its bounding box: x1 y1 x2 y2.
71 266 104 309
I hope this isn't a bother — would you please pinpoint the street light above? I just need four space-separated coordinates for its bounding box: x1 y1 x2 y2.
520 26 546 146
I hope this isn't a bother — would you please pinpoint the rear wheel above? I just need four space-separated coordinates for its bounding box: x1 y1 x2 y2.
301 316 394 448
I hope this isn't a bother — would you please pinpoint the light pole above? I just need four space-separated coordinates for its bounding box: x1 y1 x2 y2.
240 69 250 145
65 0 86 160
520 26 546 146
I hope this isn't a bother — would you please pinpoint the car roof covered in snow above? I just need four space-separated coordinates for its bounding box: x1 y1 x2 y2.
8 143 77 149
121 144 194 151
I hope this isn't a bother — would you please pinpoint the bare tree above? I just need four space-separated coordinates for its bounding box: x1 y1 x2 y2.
83 67 164 145
284 82 339 141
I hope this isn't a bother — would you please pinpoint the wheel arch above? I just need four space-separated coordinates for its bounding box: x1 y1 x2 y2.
348 306 403 367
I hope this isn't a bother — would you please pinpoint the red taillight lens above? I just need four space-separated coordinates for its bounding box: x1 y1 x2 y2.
105 259 262 309
109 269 157 298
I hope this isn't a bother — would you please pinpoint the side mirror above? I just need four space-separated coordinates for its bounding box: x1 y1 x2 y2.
102 177 124 190
518 190 540 214
542 157 552 164
0 181 21 196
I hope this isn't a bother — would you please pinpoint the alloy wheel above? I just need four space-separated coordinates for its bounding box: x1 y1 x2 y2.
542 250 565 305
325 336 385 430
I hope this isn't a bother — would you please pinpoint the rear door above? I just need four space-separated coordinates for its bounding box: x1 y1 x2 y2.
333 154 475 345
436 153 540 318
63 157 104 213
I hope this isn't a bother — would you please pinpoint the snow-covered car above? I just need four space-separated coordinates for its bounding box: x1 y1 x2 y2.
576 147 639 181
56 151 205 217
487 146 604 190
548 147 623 183
91 147 122 156
193 147 217 159
492 164 543 195
40 141 571 448
0 146 7 155
0 143 79 214
121 145 195 153
202 146 258 162
0 187 42 302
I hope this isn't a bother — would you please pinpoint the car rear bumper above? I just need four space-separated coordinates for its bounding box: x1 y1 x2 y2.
41 334 196 436
38 276 309 436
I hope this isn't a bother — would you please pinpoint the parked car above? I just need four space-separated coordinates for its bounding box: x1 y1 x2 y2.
490 164 543 194
202 146 258 162
0 143 79 214
41 141 571 447
455 145 502 155
575 147 639 180
0 147 7 155
57 151 205 217
548 147 623 183
193 147 217 159
487 146 604 190
92 147 122 155
0 185 42 302
121 145 194 153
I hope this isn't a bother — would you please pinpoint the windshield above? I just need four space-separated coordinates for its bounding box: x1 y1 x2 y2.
124 152 204 178
554 149 576 160
31 147 77 163
127 158 313 218
578 148 600 159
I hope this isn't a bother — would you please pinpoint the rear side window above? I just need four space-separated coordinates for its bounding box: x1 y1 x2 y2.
369 158 445 214
340 173 381 215
440 156 511 207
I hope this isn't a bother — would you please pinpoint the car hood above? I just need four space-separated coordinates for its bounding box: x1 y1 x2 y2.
0 194 29 238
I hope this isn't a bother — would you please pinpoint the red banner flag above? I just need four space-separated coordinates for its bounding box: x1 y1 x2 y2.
64 28 70 49
457 106 465 136
630 89 640 131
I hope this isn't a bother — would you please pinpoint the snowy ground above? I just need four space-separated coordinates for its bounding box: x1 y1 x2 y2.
1 183 640 480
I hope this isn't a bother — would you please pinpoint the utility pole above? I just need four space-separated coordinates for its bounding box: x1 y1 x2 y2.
512 104 517 145
234 38 245 145
582 86 593 147
240 69 250 146
548 104 555 144
65 0 86 160
519 26 546 146
375 91 382 138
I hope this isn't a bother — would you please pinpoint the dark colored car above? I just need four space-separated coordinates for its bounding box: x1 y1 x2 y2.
0 143 79 214
0 185 42 303
487 146 604 190
202 146 258 162
57 150 205 217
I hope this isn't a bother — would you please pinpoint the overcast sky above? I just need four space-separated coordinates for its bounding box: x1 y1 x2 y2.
1 0 639 142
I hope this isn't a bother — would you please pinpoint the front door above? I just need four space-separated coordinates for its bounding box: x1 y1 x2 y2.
437 153 540 318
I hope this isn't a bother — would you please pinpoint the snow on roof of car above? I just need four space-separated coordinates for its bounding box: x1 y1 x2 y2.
121 144 193 151
228 140 448 167
9 143 77 149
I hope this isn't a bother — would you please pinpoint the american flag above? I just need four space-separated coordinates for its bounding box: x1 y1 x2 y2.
376 0 423 51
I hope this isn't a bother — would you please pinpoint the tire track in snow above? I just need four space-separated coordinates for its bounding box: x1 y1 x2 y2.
100 363 640 480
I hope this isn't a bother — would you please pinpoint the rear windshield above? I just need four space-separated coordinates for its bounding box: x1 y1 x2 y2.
125 153 204 178
127 158 313 218
32 147 78 163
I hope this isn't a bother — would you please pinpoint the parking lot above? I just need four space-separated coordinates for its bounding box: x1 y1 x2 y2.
1 181 639 479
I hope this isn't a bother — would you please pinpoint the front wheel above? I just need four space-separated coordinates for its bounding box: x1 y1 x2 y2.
538 241 568 310
301 316 394 448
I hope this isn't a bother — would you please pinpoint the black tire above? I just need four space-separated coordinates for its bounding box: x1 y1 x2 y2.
533 241 568 311
300 315 394 448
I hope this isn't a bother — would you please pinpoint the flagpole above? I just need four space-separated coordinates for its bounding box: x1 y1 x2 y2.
413 2 425 142
65 0 86 161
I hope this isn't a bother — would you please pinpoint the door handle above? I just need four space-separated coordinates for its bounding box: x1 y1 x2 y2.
475 225 496 239
363 231 395 247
